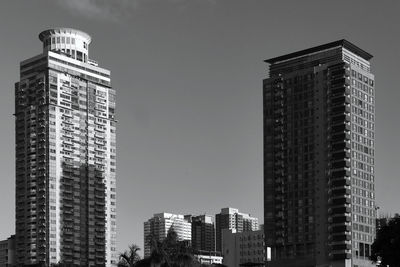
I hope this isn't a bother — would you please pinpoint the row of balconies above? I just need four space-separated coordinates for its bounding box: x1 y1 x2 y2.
329 95 351 106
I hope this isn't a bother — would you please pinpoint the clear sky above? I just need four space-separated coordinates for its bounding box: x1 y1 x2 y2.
0 0 399 256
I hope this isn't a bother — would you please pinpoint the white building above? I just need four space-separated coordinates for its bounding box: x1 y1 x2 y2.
15 28 117 266
216 207 259 252
144 213 192 257
222 229 265 267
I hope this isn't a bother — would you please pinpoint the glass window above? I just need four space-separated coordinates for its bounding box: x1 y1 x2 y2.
66 37 70 44
51 37 55 44
71 38 75 45
77 51 83 61
62 36 65 43
57 37 60 43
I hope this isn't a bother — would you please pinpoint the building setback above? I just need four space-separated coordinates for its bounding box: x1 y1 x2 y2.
15 28 117 266
144 213 192 257
215 208 258 252
263 40 376 267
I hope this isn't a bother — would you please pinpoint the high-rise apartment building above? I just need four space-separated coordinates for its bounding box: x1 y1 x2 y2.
215 208 258 252
144 213 192 257
184 214 216 252
263 40 376 267
15 28 117 266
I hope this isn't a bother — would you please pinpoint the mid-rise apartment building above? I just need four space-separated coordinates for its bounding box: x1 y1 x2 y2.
144 213 192 257
185 214 216 252
215 208 258 252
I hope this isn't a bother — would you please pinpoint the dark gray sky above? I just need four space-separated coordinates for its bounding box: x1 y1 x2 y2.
0 0 399 256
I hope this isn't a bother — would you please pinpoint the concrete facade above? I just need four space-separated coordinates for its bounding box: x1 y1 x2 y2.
15 28 117 266
143 213 192 257
222 229 265 267
215 208 258 252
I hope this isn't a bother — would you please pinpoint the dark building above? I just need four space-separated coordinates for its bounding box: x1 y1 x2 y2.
263 40 376 267
185 215 216 252
0 235 16 267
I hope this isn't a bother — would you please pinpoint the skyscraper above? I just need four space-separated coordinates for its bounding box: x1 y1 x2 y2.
263 40 376 267
15 28 117 266
143 213 192 257
215 208 258 252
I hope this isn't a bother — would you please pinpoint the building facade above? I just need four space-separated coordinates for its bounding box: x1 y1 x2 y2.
0 235 16 267
15 28 117 266
221 229 265 267
215 208 258 252
263 40 376 267
185 214 216 252
144 213 192 257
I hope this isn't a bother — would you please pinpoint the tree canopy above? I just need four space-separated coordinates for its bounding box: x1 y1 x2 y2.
119 228 225 267
371 215 400 267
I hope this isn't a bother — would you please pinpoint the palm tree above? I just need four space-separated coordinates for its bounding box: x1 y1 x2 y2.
118 244 141 267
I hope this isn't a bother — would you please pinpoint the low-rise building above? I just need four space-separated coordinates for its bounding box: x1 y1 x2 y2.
222 229 265 267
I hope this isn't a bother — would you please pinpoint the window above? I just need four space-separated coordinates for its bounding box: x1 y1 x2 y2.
77 51 83 61
57 37 60 43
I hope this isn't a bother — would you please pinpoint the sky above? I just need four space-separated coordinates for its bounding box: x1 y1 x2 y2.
0 0 399 256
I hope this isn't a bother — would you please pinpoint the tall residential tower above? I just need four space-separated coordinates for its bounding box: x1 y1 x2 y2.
263 40 376 267
15 28 117 266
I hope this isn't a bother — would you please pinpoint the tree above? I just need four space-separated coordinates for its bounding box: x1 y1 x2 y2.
147 228 197 267
371 215 400 266
122 228 224 267
118 244 141 267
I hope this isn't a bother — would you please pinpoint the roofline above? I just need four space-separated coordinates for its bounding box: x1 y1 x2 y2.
39 28 91 44
264 39 373 64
